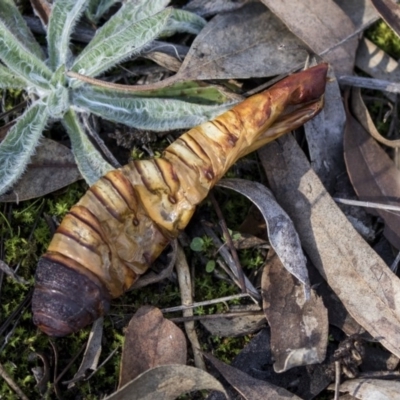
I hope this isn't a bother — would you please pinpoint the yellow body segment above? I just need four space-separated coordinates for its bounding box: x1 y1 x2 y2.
32 64 329 336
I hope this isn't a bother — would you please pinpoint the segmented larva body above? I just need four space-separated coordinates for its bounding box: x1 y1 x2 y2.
32 64 328 336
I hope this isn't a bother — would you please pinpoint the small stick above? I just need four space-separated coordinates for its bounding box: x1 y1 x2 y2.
161 293 252 313
209 192 246 293
334 197 400 213
0 362 29 400
333 361 341 400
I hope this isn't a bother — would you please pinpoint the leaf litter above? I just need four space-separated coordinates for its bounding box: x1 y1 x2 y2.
5 0 400 399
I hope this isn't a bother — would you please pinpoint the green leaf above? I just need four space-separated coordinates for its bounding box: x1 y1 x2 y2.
190 237 204 252
72 86 233 131
0 19 52 90
0 0 45 60
62 109 113 185
0 102 49 195
47 0 88 70
71 5 171 81
0 64 27 88
206 260 216 273
162 9 206 36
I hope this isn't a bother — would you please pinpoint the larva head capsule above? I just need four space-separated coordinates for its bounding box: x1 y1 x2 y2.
32 256 111 337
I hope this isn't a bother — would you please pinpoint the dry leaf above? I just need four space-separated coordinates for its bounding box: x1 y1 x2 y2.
344 93 400 248
108 364 227 400
331 378 400 399
204 352 303 400
217 179 310 294
371 0 400 38
261 0 357 75
305 65 346 191
231 329 333 399
177 1 307 80
335 0 378 28
259 135 400 359
118 306 187 388
0 138 81 202
262 249 328 372
200 306 266 337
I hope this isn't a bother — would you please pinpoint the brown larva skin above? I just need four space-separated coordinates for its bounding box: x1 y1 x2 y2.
32 63 328 336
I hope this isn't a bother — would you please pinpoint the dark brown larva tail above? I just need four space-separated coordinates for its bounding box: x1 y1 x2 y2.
33 64 329 336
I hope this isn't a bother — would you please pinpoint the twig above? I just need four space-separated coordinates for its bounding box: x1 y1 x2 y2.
339 75 400 94
334 361 341 400
170 310 264 324
334 197 400 213
209 192 246 293
391 251 400 273
175 245 205 370
161 293 252 313
0 362 29 400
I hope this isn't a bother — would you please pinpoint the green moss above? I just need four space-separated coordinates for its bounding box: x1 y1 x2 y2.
366 20 400 59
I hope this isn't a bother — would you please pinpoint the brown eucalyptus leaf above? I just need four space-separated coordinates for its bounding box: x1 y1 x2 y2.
262 249 328 372
177 1 307 81
200 306 266 337
108 364 227 400
351 87 400 147
305 65 346 192
217 179 310 294
344 95 400 249
335 0 379 28
371 0 400 38
259 135 400 359
0 138 81 202
118 306 187 388
183 0 251 17
30 0 51 26
332 378 400 399
204 352 303 400
260 0 357 75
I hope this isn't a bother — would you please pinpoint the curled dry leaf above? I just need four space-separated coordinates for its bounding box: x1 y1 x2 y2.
64 317 103 388
259 135 400 359
351 87 400 148
331 378 400 399
260 0 357 75
217 179 310 295
344 92 400 249
305 64 346 191
118 306 187 388
178 1 307 80
107 364 227 400
0 138 81 202
262 249 328 372
204 352 303 400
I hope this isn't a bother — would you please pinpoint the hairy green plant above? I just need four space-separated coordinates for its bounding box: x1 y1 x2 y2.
0 0 231 195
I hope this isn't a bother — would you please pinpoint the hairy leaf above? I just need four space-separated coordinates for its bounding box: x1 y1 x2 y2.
62 109 113 185
0 64 27 88
72 87 233 131
0 19 52 89
0 0 45 60
71 1 171 80
47 0 88 70
161 9 206 36
0 102 49 195
86 0 120 24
